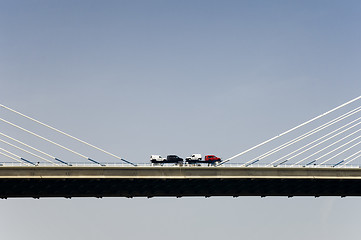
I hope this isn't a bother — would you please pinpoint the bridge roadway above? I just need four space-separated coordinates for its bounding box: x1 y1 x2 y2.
1 165 361 198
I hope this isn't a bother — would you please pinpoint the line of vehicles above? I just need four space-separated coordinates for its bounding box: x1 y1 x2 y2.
150 154 221 165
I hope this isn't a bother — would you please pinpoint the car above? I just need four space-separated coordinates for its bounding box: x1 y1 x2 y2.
205 155 221 163
150 155 166 163
166 155 183 164
185 154 202 163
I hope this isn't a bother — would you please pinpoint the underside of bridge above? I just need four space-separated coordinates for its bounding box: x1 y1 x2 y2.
1 166 361 198
1 178 361 198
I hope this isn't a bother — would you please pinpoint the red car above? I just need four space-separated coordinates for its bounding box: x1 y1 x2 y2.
205 155 221 163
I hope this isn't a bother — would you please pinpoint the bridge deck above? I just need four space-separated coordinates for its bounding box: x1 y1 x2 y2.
1 166 361 198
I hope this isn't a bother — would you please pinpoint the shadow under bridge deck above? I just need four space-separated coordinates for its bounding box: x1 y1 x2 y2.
1 166 361 198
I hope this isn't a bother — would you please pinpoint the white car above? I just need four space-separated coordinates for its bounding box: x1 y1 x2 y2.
185 154 202 162
150 155 166 163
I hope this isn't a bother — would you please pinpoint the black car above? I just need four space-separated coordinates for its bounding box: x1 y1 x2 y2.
166 155 183 164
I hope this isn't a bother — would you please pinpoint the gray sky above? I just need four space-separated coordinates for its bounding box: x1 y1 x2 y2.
0 1 361 239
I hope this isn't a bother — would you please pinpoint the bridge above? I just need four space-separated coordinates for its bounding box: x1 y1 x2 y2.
0 96 361 198
1 165 361 198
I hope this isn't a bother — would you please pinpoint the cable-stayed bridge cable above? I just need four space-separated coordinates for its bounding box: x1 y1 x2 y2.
0 147 33 165
220 95 361 165
0 138 58 165
295 128 361 165
0 150 28 165
0 117 100 164
308 133 361 164
319 139 361 165
246 106 361 165
0 132 60 162
269 118 361 166
343 150 361 165
0 104 135 166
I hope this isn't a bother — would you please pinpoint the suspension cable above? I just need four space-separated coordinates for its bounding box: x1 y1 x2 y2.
220 95 361 165
269 118 361 165
248 106 361 165
0 104 135 166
